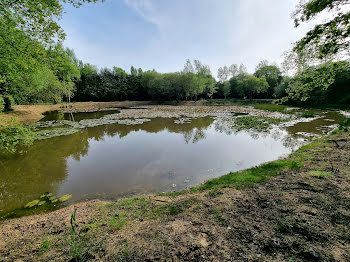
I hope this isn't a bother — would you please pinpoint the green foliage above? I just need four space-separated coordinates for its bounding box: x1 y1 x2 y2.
24 192 70 209
0 119 36 153
254 62 283 97
0 95 4 112
339 118 350 132
69 208 91 261
3 95 14 111
293 0 350 59
280 61 349 104
0 0 97 104
75 59 217 102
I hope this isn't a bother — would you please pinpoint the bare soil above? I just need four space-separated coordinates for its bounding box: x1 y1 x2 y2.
0 131 349 261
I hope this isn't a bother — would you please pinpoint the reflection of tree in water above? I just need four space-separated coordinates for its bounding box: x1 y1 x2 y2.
93 117 214 144
0 129 90 214
213 116 304 149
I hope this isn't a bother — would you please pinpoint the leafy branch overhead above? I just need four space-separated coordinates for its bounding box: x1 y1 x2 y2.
293 0 350 59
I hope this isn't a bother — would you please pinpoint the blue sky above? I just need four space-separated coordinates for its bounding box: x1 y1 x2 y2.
61 0 316 75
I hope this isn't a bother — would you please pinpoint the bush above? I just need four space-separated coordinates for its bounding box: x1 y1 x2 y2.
339 118 350 132
0 95 4 112
3 95 15 111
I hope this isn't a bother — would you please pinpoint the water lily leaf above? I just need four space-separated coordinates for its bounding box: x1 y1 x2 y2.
38 201 46 206
47 193 53 197
24 199 40 208
40 194 46 199
52 199 58 203
49 196 57 202
58 194 72 202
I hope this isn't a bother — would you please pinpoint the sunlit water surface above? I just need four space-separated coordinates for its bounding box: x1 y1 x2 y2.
0 110 345 216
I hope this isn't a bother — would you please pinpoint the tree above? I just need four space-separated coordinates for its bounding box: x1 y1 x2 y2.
238 64 248 74
254 62 282 97
293 0 350 60
183 59 195 73
280 0 350 103
0 0 103 101
217 64 238 83
281 61 348 103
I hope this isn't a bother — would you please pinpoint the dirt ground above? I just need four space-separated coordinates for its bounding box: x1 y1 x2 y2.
0 101 150 125
0 131 349 261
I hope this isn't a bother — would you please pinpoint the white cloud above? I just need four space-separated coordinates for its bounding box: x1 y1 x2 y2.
63 0 320 76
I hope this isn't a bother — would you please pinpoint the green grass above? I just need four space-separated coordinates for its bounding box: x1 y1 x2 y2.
192 159 301 191
109 212 128 230
39 237 51 254
253 104 289 113
307 170 333 178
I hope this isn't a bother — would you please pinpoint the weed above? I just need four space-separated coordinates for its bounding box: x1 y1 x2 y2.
207 188 223 198
68 208 96 262
39 237 51 254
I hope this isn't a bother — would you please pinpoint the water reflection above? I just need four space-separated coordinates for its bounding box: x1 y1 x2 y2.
0 111 344 216
40 109 120 122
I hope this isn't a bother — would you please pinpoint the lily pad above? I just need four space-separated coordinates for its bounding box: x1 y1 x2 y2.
49 196 57 202
52 199 58 203
24 199 40 208
38 201 46 206
58 194 72 202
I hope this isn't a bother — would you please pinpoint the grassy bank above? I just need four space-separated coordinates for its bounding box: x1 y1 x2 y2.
1 126 349 261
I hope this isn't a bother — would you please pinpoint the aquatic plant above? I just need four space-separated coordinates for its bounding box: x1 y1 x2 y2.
233 115 288 132
24 193 72 209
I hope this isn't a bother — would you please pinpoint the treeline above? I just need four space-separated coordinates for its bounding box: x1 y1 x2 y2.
74 59 350 106
75 60 216 102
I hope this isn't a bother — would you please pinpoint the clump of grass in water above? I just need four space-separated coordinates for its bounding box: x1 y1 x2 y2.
233 115 288 132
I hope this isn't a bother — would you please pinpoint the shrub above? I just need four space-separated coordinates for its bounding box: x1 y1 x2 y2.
0 95 4 112
3 95 15 111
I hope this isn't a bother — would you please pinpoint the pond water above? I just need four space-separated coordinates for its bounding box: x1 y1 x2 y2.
0 109 345 218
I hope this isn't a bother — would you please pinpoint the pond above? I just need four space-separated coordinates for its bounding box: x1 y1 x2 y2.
0 107 345 218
